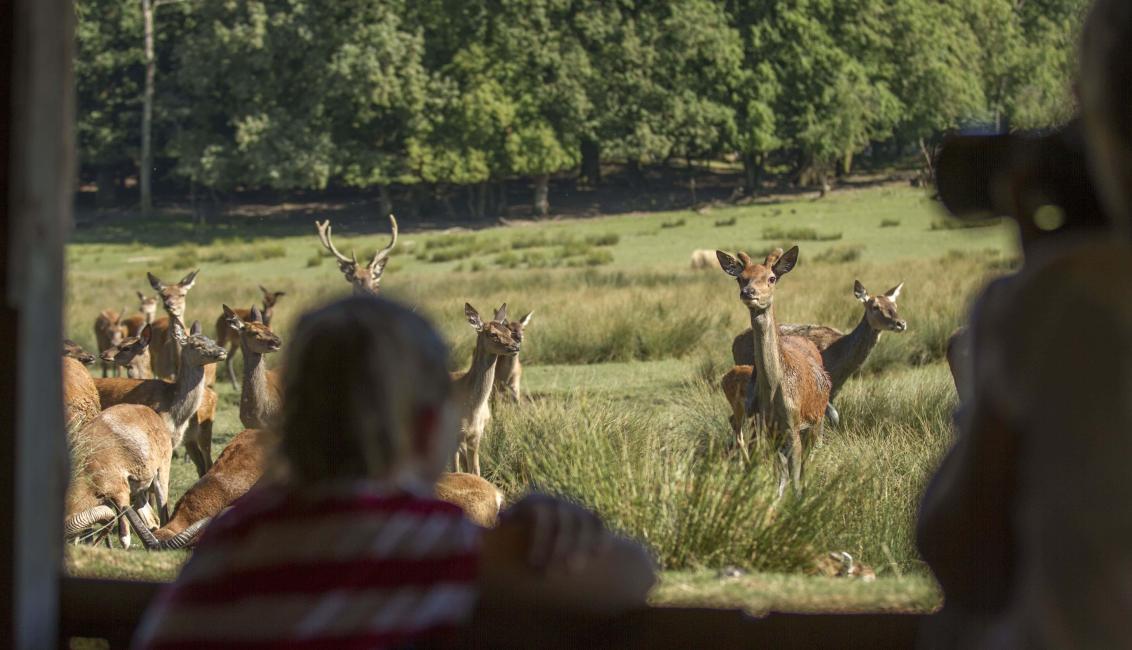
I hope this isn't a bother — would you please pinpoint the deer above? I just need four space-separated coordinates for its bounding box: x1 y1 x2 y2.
127 427 276 551
315 214 398 295
810 551 877 581
717 247 831 497
730 280 907 427
222 304 284 430
94 317 226 478
451 303 520 476
435 472 505 528
64 403 172 549
215 285 285 386
493 311 532 404
100 324 153 379
63 341 101 432
146 270 199 380
122 291 159 337
93 306 128 377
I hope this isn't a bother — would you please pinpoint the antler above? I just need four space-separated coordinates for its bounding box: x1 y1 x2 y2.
315 220 356 265
369 214 398 270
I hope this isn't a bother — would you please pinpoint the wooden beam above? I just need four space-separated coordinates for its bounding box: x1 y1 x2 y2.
1 0 73 646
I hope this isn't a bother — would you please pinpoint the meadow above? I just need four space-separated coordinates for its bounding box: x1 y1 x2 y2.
64 183 1017 613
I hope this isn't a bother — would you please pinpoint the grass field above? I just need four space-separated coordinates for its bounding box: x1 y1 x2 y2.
64 183 1017 614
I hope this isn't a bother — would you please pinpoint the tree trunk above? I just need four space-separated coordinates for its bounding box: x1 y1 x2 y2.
140 0 155 212
742 152 763 196
841 149 854 177
533 174 549 218
377 184 393 218
581 139 601 186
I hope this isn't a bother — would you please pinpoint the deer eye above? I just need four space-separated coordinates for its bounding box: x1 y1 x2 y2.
768 276 777 284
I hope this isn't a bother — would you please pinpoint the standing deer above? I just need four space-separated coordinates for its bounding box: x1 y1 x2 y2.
494 311 532 403
95 317 226 477
315 214 398 295
100 324 153 379
222 304 284 430
146 270 199 380
451 303 520 476
730 280 907 426
93 306 128 377
215 285 285 386
122 291 158 337
717 247 831 496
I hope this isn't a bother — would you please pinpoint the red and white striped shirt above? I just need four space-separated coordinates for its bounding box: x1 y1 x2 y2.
133 481 482 650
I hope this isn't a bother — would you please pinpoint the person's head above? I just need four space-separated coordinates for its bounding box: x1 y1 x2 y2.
279 296 457 486
1081 0 1132 236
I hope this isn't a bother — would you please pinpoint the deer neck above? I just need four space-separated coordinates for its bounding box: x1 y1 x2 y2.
262 302 273 326
823 313 881 395
461 335 500 411
240 340 271 425
749 307 786 402
169 357 205 436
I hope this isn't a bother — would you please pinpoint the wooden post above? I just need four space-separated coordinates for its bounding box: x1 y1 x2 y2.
1 0 73 646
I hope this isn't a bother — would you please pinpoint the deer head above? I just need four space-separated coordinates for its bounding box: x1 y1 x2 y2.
100 324 152 368
223 304 282 354
169 316 227 367
716 246 800 311
315 214 398 295
257 285 286 325
62 339 96 365
136 291 158 324
503 311 533 345
465 303 520 357
147 270 199 318
107 306 128 347
853 281 907 333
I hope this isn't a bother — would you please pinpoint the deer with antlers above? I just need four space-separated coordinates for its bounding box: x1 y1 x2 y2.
315 214 398 295
451 303 520 476
215 286 285 386
717 247 831 496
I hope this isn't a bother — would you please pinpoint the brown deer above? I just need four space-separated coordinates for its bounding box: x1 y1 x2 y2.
315 214 398 295
93 306 128 377
63 342 101 432
146 270 199 380
451 303 520 476
435 472 505 528
122 291 158 337
222 304 284 430
95 318 226 478
100 324 152 379
731 280 907 426
127 427 276 550
65 404 172 549
717 247 830 496
494 311 532 403
215 285 285 386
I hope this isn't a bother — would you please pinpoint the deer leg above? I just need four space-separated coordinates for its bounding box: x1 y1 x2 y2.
775 449 789 499
470 439 482 477
790 428 804 495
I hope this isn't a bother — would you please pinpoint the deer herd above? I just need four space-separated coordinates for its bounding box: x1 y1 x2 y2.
61 213 908 553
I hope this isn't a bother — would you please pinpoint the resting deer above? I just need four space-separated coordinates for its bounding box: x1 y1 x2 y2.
95 318 226 477
100 324 153 379
65 404 172 549
435 472 505 528
215 285 285 386
451 303 520 476
315 214 398 295
717 247 831 496
93 306 128 377
63 341 100 431
222 304 284 430
731 280 907 426
494 311 532 404
146 270 199 380
128 427 276 550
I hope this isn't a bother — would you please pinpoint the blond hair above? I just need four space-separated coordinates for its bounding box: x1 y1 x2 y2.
279 296 451 484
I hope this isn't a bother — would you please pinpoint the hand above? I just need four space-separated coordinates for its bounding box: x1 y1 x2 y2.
500 494 612 574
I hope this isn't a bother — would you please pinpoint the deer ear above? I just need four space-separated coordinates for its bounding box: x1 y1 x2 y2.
147 272 165 291
250 305 262 323
465 303 484 331
222 304 244 329
518 311 533 327
179 269 199 289
772 246 799 277
885 283 904 301
190 320 202 336
716 251 745 277
853 280 869 302
136 290 145 302
274 291 286 298
258 285 269 296
493 303 508 322
140 324 152 345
